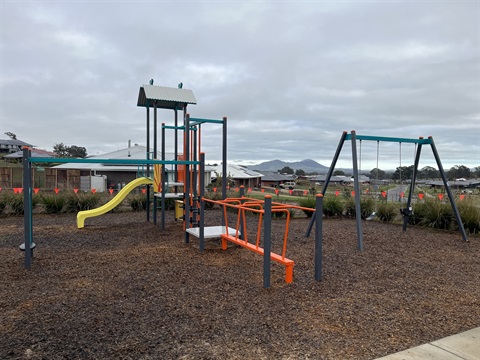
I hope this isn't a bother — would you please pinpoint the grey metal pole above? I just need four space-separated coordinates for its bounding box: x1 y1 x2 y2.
402 141 423 231
199 152 205 252
153 102 158 224
351 131 364 251
161 123 166 230
192 126 198 227
306 131 348 237
222 116 227 226
263 195 272 288
174 107 178 182
184 114 191 244
146 104 151 222
429 137 468 241
22 147 33 269
315 194 323 281
239 186 245 240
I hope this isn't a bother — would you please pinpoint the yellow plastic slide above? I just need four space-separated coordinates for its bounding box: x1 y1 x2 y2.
77 177 153 228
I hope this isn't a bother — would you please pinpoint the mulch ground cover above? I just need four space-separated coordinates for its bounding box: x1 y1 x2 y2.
1 208 479 359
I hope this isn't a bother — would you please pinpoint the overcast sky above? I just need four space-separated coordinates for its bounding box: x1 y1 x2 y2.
1 0 479 170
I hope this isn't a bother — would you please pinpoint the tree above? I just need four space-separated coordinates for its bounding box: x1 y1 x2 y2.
333 170 345 176
473 166 480 178
391 165 414 181
447 165 471 180
418 166 439 179
53 143 87 158
4 132 17 140
295 168 306 176
369 168 385 180
278 166 294 175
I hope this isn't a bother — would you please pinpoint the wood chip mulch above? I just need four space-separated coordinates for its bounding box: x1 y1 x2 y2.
1 209 479 359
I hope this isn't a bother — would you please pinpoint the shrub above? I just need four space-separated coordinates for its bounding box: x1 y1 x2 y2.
129 193 147 211
0 193 7 214
8 194 24 215
412 199 453 230
457 200 480 234
376 202 398 222
65 192 101 212
41 194 65 214
203 191 222 210
344 196 375 219
298 197 317 218
323 196 343 217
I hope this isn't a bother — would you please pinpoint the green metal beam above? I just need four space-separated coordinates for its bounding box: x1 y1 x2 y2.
344 134 432 144
163 125 185 130
28 157 200 165
189 117 224 125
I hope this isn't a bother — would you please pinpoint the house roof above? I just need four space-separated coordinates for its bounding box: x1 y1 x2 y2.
52 145 215 173
258 171 293 182
214 164 263 179
0 139 33 147
4 148 56 159
137 85 197 110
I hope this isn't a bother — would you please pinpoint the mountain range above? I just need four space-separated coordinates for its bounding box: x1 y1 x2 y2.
248 159 330 174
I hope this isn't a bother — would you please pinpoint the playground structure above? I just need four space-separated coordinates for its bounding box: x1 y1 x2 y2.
306 130 468 245
19 85 469 288
21 83 322 288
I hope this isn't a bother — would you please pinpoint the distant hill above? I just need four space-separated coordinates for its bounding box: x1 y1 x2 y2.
249 159 329 174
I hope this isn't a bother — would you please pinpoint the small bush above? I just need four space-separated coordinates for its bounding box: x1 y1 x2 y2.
412 199 453 230
0 193 7 214
203 191 222 210
323 196 343 217
376 202 398 222
457 200 480 234
298 197 317 218
65 192 101 212
8 194 24 215
344 196 375 219
41 194 65 214
129 194 147 211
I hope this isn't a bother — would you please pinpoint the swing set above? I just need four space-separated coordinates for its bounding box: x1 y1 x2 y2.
307 130 468 248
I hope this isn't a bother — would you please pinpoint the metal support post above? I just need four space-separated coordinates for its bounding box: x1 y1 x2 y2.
199 153 205 252
402 141 423 231
263 195 272 288
161 123 166 229
184 114 191 244
350 131 364 251
22 147 34 269
315 194 323 281
146 104 151 222
222 117 227 226
306 131 347 237
429 137 468 241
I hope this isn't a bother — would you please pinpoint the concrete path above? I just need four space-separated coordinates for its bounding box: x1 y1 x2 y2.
375 327 480 360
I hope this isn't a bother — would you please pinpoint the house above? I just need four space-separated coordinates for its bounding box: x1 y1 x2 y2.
312 175 370 185
258 171 295 188
0 138 33 155
4 148 56 159
213 164 263 189
53 144 214 192
426 179 480 190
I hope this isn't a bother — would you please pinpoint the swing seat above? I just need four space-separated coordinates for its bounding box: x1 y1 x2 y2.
366 212 377 221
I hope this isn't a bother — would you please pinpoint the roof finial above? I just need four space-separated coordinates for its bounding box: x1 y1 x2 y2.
149 79 154 85
178 82 183 89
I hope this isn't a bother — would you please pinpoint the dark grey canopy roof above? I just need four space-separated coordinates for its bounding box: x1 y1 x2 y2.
137 85 197 110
